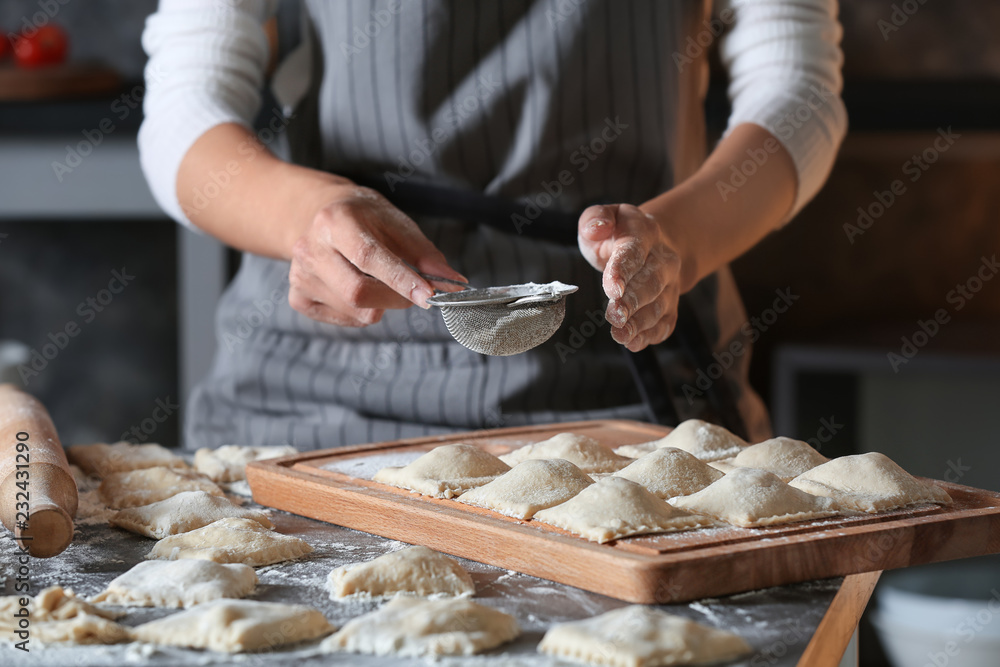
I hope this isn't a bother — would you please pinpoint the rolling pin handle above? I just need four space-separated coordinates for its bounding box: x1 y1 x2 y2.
0 384 78 558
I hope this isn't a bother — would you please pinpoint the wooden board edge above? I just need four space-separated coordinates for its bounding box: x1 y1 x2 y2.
638 513 1000 603
247 458 1000 604
796 571 881 667
247 464 670 602
247 422 1000 605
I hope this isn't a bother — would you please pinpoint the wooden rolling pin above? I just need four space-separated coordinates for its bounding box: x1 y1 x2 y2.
0 384 77 557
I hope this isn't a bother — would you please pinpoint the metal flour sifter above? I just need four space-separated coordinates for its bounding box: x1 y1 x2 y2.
421 274 578 356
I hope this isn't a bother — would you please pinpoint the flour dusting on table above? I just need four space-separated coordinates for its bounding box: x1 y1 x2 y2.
1 476 840 667
320 451 425 480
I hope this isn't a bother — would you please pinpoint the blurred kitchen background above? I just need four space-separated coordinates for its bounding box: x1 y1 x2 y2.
0 3 997 664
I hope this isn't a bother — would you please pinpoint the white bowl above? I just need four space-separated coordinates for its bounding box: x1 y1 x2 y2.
877 557 1000 639
878 586 1000 638
874 556 1000 667
872 612 1000 667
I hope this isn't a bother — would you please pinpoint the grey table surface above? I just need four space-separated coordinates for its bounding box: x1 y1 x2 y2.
1 489 849 667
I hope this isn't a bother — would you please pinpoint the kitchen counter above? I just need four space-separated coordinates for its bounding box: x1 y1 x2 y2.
1 495 876 667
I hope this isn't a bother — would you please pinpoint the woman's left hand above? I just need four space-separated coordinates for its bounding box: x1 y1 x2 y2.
577 204 685 352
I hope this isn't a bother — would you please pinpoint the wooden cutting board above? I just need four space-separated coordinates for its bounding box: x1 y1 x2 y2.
246 420 1000 603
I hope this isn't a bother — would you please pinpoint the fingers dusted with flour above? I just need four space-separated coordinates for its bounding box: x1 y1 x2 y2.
578 204 683 351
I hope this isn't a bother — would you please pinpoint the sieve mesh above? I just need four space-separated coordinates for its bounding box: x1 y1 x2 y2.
438 299 568 356
425 279 577 356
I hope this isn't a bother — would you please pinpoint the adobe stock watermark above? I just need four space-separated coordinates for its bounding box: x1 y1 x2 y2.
222 275 290 351
382 74 502 191
751 619 810 666
51 64 170 182
17 267 135 386
211 0 263 23
922 589 1000 667
511 116 629 234
554 308 609 363
556 248 683 362
844 127 959 244
716 84 836 202
5 0 70 45
878 0 931 41
338 0 402 62
943 458 971 483
462 406 510 437
652 577 684 604
545 0 586 27
481 406 507 430
579 611 660 666
887 254 999 372
804 416 843 453
181 107 294 220
682 288 799 404
119 396 181 444
672 8 735 72
851 456 967 571
350 309 435 392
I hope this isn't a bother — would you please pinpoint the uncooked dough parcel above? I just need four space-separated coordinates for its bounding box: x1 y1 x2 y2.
146 517 313 566
327 545 475 599
91 560 258 608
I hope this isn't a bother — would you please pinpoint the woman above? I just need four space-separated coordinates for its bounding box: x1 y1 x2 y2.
139 0 846 450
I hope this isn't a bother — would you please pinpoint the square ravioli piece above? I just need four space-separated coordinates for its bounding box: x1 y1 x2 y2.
132 599 333 652
322 596 519 658
110 490 273 539
98 466 224 509
709 437 828 481
194 444 298 483
532 476 712 543
613 447 724 499
373 444 510 498
68 441 188 477
91 560 258 608
789 452 952 512
146 517 313 566
499 432 631 473
458 458 594 519
538 605 751 667
328 545 475 599
616 419 748 461
0 586 130 645
670 467 840 528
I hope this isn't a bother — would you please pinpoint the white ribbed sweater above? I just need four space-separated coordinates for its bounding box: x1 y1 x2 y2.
138 0 847 226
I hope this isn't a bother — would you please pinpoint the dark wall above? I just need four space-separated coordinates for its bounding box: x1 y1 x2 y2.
0 222 179 447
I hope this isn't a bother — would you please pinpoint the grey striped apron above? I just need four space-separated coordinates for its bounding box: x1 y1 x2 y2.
185 0 772 451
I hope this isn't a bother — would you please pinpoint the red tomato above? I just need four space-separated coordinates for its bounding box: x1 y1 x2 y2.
0 36 8 61
13 24 68 69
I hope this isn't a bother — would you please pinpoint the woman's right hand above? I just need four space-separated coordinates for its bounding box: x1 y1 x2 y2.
288 183 466 327
172 124 463 327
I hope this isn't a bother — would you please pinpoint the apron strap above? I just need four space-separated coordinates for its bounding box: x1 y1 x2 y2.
347 173 579 245
348 173 749 440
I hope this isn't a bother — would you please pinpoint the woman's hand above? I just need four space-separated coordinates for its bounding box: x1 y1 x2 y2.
288 184 465 327
577 204 685 352
176 124 466 328
577 125 799 351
